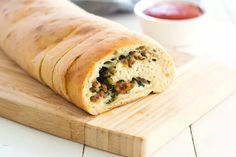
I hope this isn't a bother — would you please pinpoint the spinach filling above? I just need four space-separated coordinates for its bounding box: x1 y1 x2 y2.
89 46 154 104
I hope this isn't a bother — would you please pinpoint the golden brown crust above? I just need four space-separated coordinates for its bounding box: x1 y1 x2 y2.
0 0 87 80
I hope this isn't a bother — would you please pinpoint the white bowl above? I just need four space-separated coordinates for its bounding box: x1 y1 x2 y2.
134 0 206 47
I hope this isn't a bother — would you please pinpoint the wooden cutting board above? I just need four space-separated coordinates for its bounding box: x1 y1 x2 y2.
0 49 236 157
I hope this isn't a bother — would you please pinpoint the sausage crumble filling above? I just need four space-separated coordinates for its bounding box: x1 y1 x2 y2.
89 46 156 104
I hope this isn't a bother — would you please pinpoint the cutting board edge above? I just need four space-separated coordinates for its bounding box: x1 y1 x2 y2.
0 97 86 143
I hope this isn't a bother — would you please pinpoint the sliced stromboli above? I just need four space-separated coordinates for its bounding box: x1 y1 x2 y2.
67 34 174 115
0 0 175 115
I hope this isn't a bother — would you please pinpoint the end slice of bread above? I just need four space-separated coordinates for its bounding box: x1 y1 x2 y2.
83 44 175 115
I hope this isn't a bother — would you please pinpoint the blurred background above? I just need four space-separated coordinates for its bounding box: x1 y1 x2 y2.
71 0 236 20
72 0 203 15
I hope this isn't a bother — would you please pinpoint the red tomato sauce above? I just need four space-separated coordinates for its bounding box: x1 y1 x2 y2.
143 2 203 20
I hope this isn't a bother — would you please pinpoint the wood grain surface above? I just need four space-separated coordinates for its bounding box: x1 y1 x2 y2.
0 49 235 157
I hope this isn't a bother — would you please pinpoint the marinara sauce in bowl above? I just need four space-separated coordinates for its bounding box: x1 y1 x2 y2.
134 0 205 46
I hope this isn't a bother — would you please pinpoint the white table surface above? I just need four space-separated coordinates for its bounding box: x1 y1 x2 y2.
1 0 236 157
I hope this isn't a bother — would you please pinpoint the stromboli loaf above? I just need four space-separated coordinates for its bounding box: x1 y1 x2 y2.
0 0 175 115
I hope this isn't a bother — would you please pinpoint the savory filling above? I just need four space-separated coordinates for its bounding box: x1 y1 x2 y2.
89 46 157 104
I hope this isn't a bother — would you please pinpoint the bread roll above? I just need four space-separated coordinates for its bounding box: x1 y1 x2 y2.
0 0 175 115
